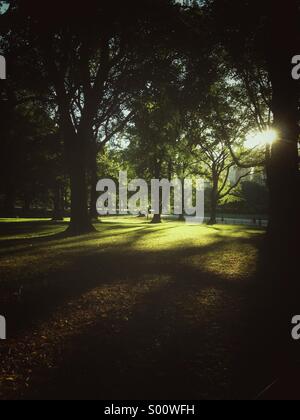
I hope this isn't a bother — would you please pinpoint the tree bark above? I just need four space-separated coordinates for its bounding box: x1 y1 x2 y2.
66 137 95 235
266 2 300 251
178 178 186 221
208 176 218 225
151 213 162 224
208 195 218 225
263 6 300 361
52 180 64 221
151 159 162 224
89 152 100 221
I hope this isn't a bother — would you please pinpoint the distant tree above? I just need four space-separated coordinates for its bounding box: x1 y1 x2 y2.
89 110 135 221
186 81 257 224
127 87 181 223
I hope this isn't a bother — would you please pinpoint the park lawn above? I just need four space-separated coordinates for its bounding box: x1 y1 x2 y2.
0 218 265 400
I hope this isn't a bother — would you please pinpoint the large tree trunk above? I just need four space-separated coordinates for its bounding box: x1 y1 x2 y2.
52 180 64 221
56 82 96 235
262 2 300 376
266 2 300 251
267 137 299 243
209 197 217 225
151 213 162 224
66 137 95 235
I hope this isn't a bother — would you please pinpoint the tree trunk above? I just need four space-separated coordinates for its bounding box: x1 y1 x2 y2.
151 159 162 224
266 2 300 251
66 138 95 236
52 180 64 221
151 213 162 224
208 196 217 225
208 177 218 225
267 139 299 243
89 154 100 221
178 178 186 221
263 2 300 367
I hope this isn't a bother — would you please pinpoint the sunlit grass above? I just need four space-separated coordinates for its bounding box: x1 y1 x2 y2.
0 217 264 285
0 217 264 399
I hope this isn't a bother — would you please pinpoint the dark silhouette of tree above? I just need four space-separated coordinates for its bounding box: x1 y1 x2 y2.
2 0 185 234
206 0 300 246
0 88 59 217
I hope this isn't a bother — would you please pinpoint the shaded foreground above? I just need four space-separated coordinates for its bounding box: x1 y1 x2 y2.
0 218 279 399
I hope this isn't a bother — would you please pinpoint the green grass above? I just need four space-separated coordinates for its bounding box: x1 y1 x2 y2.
0 218 265 400
0 217 263 281
0 218 53 223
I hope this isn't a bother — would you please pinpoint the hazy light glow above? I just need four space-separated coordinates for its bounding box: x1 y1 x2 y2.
245 129 278 149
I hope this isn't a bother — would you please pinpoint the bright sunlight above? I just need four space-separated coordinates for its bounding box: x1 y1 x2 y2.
245 129 278 149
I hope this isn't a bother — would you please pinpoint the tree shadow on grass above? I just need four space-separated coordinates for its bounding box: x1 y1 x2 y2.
0 220 69 251
2 220 297 400
0 220 179 257
23 242 258 400
0 222 263 400
0 223 187 334
28 269 243 400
